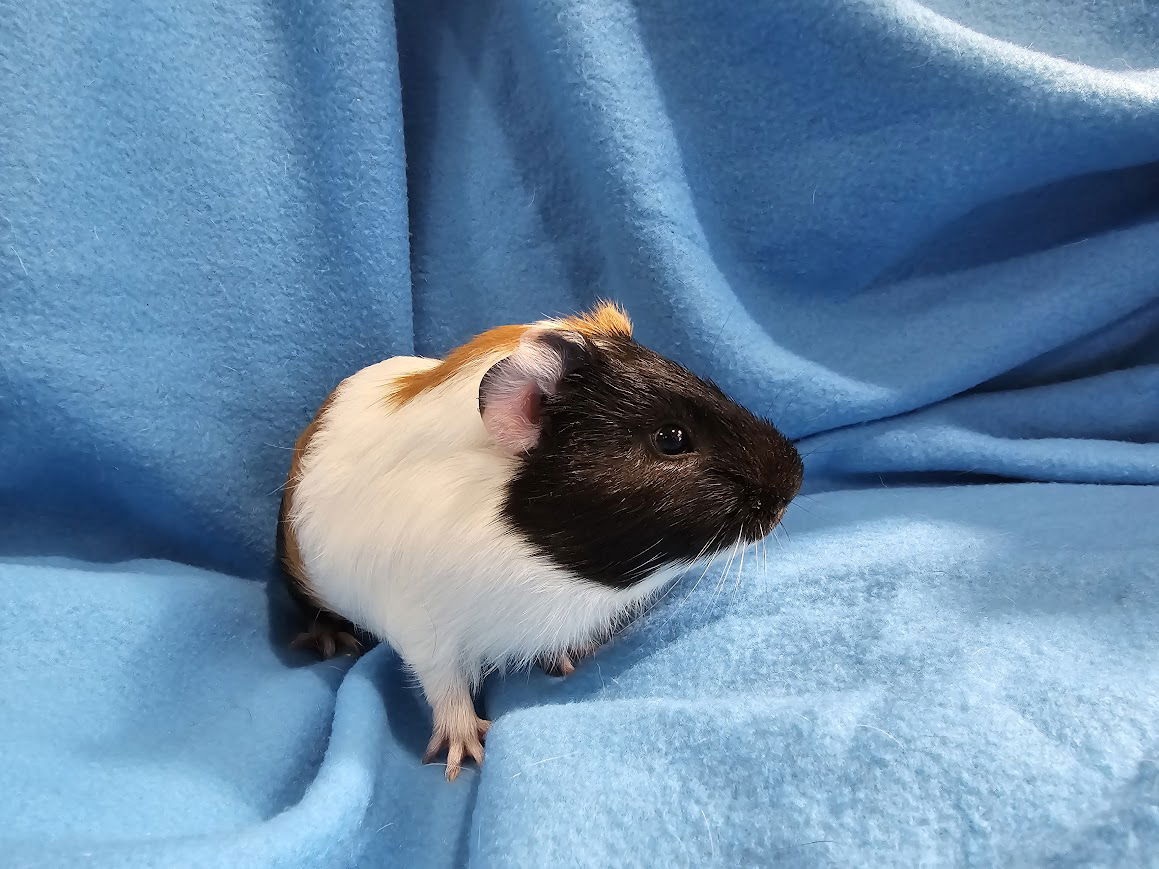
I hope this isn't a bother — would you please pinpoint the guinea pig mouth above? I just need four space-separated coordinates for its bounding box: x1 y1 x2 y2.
742 502 788 543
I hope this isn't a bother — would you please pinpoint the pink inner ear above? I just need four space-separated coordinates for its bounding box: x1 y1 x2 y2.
521 386 543 428
482 383 543 454
480 328 581 455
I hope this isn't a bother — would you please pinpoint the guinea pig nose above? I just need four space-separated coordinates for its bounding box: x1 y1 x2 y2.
750 493 778 514
751 493 788 522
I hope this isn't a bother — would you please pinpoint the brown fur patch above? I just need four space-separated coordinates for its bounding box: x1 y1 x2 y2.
277 387 340 611
387 323 529 407
387 302 632 408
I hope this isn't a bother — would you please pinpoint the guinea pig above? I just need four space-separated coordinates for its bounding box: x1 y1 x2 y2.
278 303 802 780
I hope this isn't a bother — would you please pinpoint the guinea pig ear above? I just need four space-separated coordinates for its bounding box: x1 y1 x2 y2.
479 330 588 455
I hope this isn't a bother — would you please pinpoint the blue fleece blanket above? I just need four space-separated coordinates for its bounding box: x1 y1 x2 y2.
3 0 1157 866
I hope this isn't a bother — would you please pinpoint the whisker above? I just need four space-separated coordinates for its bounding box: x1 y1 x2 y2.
733 538 747 594
712 537 736 598
649 531 722 614
761 538 771 596
727 534 746 598
771 525 805 588
776 381 810 421
795 445 854 460
668 534 727 619
791 404 837 434
713 534 744 604
706 308 737 358
794 493 828 512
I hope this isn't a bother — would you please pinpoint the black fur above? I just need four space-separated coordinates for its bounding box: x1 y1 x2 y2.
501 335 803 588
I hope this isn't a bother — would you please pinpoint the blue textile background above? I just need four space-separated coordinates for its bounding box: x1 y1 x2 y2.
2 0 1157 865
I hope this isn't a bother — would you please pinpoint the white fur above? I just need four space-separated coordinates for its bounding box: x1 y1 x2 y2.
288 353 681 711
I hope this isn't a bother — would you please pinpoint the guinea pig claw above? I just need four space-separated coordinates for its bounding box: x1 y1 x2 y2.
424 717 491 781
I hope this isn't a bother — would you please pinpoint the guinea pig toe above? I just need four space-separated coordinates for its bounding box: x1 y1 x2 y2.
289 630 320 654
333 631 364 656
424 717 491 781
542 643 601 677
290 625 364 660
542 652 576 677
421 733 445 766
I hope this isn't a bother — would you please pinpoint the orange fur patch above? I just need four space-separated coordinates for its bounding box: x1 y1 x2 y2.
559 300 633 340
388 323 530 407
278 388 340 608
387 301 633 407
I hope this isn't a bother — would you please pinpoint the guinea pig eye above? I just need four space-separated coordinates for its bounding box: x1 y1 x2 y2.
653 424 693 456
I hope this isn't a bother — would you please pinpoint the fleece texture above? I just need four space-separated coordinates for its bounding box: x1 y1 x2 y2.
1 0 1157 866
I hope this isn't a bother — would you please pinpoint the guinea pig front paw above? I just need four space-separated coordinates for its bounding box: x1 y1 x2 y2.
423 711 491 782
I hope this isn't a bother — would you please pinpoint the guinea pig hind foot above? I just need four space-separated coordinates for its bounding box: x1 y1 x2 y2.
289 619 365 659
540 642 600 678
541 651 578 677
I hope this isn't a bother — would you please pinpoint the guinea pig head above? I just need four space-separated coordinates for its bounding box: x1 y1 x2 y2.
479 327 803 588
